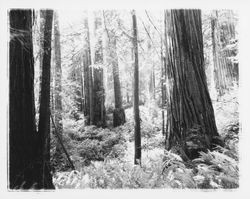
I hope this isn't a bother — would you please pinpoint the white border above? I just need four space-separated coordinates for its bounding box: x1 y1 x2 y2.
1 0 250 198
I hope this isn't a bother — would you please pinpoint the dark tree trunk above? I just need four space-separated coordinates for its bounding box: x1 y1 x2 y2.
37 9 54 189
83 50 89 118
84 17 94 125
103 11 126 127
126 83 130 104
53 11 63 161
111 37 125 127
9 9 37 189
132 10 141 165
165 10 219 160
92 13 106 127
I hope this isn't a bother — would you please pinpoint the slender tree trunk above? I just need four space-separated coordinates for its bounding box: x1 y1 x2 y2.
165 10 219 160
126 84 130 104
87 17 94 125
132 10 141 165
83 50 89 118
9 9 37 189
37 9 54 189
161 42 165 136
80 65 84 112
53 11 63 160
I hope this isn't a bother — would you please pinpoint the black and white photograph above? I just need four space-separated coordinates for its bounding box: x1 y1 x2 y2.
1 0 250 196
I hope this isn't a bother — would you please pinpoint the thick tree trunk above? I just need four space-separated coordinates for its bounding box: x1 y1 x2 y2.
165 10 219 160
132 10 141 165
92 13 106 127
37 9 54 189
53 11 64 161
9 9 37 189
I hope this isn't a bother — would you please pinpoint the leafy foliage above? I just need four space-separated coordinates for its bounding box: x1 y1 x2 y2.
52 100 239 189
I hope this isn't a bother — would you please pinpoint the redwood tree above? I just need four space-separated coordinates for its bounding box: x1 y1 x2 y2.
103 11 126 127
9 9 37 189
37 9 54 189
92 12 106 127
165 10 219 160
83 17 93 125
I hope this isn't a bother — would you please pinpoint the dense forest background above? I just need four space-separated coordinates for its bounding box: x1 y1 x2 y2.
8 9 239 190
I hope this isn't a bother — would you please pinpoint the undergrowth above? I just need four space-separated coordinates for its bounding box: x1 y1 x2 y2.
52 89 239 189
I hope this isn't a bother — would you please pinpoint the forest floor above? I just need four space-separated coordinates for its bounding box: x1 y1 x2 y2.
52 87 239 189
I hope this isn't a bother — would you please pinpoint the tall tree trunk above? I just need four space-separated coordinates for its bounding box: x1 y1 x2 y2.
111 36 126 127
165 10 219 160
103 11 126 127
211 11 229 98
92 12 106 127
132 10 141 165
53 11 63 162
83 17 93 125
38 10 46 107
37 9 54 189
9 9 37 189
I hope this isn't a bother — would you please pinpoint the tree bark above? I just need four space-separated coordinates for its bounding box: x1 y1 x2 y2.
103 11 126 127
83 17 93 125
211 11 227 97
132 10 141 165
92 12 106 127
9 9 37 189
37 9 54 189
165 10 219 160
